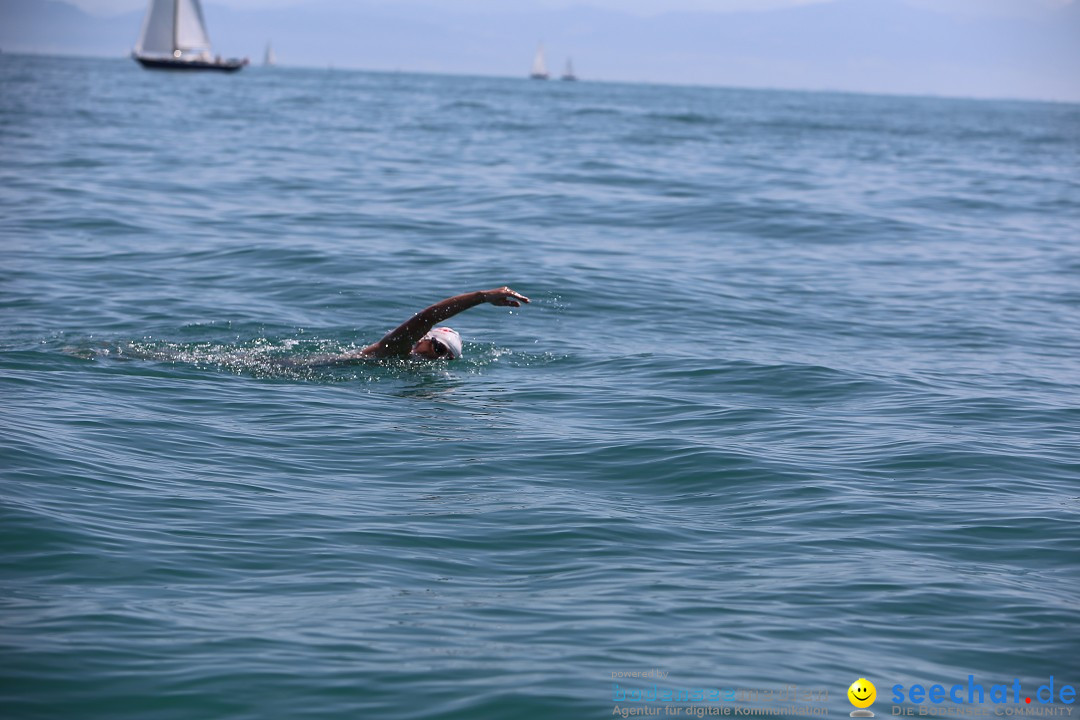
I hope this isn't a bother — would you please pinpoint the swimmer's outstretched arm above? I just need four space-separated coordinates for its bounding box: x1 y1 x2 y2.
360 286 530 359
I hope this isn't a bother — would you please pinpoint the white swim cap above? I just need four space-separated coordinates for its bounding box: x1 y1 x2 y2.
424 327 462 358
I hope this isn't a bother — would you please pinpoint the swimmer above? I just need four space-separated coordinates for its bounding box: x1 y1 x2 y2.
316 286 530 365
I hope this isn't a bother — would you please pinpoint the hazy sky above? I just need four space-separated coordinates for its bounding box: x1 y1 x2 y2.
62 0 1079 15
8 0 1080 101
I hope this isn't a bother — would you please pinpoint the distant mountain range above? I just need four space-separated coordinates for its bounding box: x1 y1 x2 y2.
1 0 138 57
1 0 1078 101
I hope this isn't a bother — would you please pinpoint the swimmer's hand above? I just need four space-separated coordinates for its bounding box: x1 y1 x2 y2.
482 287 530 307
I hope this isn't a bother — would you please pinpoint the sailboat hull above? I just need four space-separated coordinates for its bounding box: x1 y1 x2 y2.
134 55 247 72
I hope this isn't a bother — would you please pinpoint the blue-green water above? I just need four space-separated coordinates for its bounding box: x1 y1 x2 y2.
2 54 1079 719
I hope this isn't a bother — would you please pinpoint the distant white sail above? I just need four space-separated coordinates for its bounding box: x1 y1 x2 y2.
264 42 276 66
135 0 211 58
530 43 549 79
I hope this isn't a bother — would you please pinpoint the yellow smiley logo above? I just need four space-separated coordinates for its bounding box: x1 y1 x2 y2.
848 678 877 709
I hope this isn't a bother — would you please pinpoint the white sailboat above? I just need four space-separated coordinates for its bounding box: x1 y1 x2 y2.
264 42 276 67
529 43 549 80
561 58 577 81
132 0 248 72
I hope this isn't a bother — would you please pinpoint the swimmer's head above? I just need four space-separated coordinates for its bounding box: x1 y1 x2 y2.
411 327 462 360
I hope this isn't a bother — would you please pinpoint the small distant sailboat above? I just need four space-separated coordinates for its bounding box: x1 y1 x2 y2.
561 58 577 81
132 0 248 72
263 42 276 67
530 43 549 80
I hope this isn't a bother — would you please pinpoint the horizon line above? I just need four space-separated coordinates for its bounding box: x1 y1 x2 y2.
3 50 1078 107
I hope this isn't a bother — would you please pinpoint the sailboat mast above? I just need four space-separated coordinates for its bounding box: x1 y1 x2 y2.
172 0 179 55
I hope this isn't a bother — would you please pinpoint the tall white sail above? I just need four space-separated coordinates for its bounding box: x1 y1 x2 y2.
135 0 174 56
531 43 548 78
175 0 211 53
135 0 211 57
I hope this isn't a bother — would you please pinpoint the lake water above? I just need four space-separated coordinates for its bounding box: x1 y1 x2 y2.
1 54 1078 719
